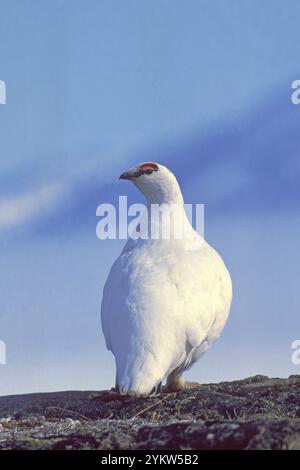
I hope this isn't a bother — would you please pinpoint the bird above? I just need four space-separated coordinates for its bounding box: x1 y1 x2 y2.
100 162 232 397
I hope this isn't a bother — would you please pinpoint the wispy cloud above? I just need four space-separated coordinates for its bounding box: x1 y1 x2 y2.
0 183 63 233
1 87 299 241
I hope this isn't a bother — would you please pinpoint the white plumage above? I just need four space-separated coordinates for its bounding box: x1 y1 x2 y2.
101 163 232 396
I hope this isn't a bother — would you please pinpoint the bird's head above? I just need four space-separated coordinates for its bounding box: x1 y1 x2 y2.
119 162 183 204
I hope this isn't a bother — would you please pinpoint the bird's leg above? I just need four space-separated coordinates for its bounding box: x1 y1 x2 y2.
164 373 201 393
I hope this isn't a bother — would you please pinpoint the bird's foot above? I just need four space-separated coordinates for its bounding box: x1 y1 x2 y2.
89 388 125 402
182 381 202 390
164 379 201 393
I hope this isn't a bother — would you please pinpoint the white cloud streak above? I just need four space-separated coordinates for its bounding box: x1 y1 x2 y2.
0 183 63 232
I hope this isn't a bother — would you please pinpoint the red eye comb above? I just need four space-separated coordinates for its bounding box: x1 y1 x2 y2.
139 162 159 171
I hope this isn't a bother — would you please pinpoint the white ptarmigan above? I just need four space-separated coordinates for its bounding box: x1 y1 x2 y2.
101 162 232 396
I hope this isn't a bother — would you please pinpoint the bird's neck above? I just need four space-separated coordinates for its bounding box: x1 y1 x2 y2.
132 177 198 241
144 186 184 205
144 193 195 241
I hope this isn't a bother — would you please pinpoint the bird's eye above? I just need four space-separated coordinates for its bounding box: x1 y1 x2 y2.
144 169 153 175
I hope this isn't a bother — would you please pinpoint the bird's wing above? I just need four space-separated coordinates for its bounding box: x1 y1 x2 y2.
183 242 232 351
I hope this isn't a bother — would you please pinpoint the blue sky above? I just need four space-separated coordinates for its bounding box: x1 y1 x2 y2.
0 0 300 395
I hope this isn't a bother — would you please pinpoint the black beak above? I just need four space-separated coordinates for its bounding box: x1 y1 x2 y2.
119 171 132 180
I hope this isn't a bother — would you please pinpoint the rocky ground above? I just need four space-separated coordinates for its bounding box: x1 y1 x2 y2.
1 375 300 450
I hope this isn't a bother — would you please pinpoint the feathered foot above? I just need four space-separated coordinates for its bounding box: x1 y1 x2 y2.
164 375 201 393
